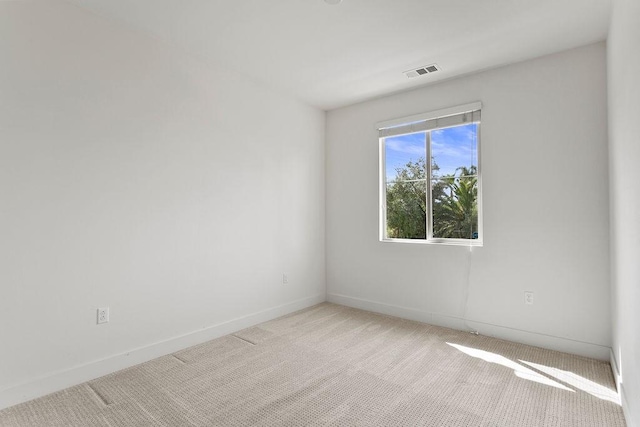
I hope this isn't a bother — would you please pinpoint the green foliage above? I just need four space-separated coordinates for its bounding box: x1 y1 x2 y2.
386 160 478 240
432 166 478 239
385 158 428 239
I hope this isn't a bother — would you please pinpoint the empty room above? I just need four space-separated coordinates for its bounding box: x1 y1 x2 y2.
1 0 638 426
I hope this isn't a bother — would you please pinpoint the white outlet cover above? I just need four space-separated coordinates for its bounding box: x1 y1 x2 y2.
97 307 110 324
524 292 534 305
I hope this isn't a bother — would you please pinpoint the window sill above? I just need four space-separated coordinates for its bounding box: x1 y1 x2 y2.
380 238 483 247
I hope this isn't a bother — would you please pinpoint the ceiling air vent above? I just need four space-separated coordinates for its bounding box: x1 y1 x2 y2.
404 64 440 78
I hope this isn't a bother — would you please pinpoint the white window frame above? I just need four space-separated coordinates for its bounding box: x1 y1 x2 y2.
378 102 483 246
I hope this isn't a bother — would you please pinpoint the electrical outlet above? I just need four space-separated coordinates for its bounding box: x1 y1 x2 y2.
282 274 289 284
97 307 109 324
524 292 534 305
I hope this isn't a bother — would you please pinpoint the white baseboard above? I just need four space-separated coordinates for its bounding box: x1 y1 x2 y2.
0 294 325 411
611 349 634 427
610 348 622 392
619 383 634 427
327 293 611 361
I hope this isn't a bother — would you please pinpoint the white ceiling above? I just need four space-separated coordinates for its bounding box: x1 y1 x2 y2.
65 0 611 110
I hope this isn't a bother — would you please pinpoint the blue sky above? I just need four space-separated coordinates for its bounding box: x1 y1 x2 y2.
385 123 477 182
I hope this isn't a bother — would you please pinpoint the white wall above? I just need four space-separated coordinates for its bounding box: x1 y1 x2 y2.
326 43 611 360
608 0 640 424
0 1 325 407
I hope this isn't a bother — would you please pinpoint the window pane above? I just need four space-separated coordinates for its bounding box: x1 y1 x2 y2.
386 181 427 239
430 122 479 240
430 123 478 178
384 132 427 239
431 176 479 239
384 133 426 184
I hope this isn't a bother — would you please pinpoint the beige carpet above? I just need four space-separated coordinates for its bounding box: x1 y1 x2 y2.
0 303 626 426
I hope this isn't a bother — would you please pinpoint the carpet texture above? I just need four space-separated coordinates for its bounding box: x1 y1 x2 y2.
0 303 626 426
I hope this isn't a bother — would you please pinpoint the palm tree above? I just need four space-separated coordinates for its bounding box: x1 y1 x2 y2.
432 166 478 239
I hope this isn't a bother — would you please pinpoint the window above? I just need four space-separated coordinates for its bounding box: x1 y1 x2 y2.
378 102 482 245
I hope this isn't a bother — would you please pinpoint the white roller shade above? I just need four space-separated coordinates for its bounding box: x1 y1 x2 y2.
377 102 481 138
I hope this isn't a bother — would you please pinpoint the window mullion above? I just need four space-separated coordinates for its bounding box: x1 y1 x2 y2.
425 131 433 241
